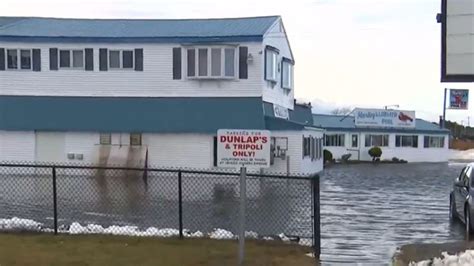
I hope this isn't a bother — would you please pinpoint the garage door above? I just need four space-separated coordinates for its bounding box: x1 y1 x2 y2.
35 132 66 163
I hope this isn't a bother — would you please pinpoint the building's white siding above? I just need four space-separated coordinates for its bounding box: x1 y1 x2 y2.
323 131 450 163
266 129 323 175
262 19 295 110
0 130 323 174
0 131 35 162
0 42 263 98
143 133 213 169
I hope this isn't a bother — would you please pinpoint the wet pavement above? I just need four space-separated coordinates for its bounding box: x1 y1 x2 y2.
321 162 466 264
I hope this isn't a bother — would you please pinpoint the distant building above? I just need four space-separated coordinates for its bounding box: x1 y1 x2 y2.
313 110 450 163
0 16 323 174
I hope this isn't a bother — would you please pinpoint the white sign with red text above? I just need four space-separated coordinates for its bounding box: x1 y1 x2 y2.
217 129 270 169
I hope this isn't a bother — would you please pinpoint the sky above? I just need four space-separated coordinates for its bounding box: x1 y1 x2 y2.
1 0 473 124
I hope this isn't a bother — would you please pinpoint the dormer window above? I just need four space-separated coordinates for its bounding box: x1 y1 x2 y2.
281 58 294 90
186 46 236 79
265 46 279 82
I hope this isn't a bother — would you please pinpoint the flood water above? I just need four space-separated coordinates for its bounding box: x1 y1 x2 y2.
321 162 466 264
0 167 313 243
0 163 468 264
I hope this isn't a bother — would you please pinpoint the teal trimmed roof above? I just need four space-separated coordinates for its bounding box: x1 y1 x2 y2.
312 114 450 135
0 16 279 43
0 96 266 133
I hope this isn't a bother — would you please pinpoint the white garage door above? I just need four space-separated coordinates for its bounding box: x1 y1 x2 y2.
0 131 35 162
35 132 66 163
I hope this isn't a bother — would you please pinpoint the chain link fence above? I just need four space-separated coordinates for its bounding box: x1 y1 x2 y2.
0 163 320 258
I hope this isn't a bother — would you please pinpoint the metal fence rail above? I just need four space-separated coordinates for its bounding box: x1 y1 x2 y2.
0 163 320 258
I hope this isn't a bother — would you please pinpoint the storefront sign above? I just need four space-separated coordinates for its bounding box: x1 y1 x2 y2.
449 89 469 109
217 129 270 169
354 108 416 128
273 104 289 119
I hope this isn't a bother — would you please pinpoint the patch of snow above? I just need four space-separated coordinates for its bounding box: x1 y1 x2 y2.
0 217 42 231
86 224 104 234
410 250 474 266
278 233 290 242
306 253 315 258
156 228 180 237
187 231 204 238
263 236 274 241
245 231 258 239
209 228 235 240
69 222 88 234
103 225 138 236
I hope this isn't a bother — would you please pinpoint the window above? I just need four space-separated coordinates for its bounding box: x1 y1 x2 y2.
186 47 236 79
365 134 389 147
265 47 278 82
99 133 111 145
303 137 311 157
424 136 445 148
198 48 208 76
351 134 358 148
395 135 418 148
59 49 84 69
130 133 142 146
224 48 235 77
7 49 18 69
187 49 195 77
109 50 134 69
122 51 133 68
211 48 221 76
281 58 293 89
311 137 323 161
20 50 31 69
325 134 345 147
72 50 84 68
59 50 71 68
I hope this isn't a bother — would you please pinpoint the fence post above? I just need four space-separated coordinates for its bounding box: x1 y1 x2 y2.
52 166 58 235
178 170 183 239
312 175 320 260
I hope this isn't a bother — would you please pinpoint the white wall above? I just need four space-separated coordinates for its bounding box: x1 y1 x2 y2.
0 131 35 162
262 19 295 110
0 130 322 174
323 131 450 163
267 129 323 175
143 133 213 169
0 42 262 98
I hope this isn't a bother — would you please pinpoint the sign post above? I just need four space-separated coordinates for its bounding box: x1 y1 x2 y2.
216 129 270 265
238 166 246 265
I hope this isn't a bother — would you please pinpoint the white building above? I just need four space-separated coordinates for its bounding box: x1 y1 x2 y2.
313 111 450 163
0 16 323 174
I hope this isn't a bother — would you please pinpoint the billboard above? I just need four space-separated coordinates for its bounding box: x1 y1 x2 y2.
354 108 416 128
217 129 270 169
449 89 469 109
440 0 474 82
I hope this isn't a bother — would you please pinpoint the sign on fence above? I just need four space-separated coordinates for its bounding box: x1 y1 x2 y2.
217 129 271 169
354 108 416 129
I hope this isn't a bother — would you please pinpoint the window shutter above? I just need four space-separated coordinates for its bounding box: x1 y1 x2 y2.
213 136 218 167
99 48 108 71
0 48 4 71
32 49 41 71
49 48 58 70
85 48 94 71
172 47 182 79
135 48 143 71
239 46 248 79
